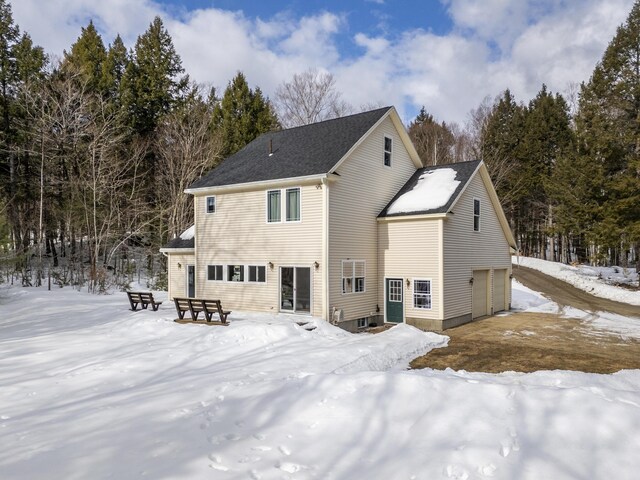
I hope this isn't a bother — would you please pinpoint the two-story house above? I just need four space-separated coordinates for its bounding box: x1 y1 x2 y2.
160 106 517 331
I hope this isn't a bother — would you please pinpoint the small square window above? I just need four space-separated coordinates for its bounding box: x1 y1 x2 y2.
357 317 369 329
227 264 244 282
384 136 392 167
206 196 216 214
248 265 266 282
207 265 223 281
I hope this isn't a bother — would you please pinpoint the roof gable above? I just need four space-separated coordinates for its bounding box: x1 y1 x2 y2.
189 107 393 190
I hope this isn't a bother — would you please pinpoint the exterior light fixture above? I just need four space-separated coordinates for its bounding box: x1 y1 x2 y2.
469 278 474 285
313 261 319 269
268 262 274 269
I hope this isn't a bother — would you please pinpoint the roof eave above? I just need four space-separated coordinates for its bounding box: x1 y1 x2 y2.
159 247 195 253
377 212 451 222
185 173 328 195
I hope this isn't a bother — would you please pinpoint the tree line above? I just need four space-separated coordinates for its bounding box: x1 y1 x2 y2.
1 0 638 293
407 2 640 274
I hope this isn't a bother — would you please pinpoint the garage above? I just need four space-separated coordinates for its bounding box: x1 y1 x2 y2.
472 269 490 319
493 269 507 313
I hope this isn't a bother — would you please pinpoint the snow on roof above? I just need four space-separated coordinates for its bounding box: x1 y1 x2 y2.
179 225 195 240
386 168 461 215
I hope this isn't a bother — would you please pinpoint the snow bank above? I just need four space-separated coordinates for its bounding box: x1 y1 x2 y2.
3 285 640 479
386 168 460 215
514 256 640 306
511 279 560 313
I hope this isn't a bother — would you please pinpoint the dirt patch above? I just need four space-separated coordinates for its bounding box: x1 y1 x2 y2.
410 312 640 374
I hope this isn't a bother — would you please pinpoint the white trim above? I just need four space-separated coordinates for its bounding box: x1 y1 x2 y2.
473 197 481 232
445 161 483 213
186 264 195 297
185 174 327 195
247 264 268 283
383 276 404 324
279 266 313 314
412 278 433 310
266 187 302 224
437 218 444 319
226 264 246 283
341 259 366 295
322 177 330 320
383 135 392 167
206 264 224 282
160 248 194 253
377 213 450 222
205 195 216 214
266 189 282 223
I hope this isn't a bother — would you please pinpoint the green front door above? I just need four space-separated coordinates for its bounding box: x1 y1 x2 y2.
385 278 403 323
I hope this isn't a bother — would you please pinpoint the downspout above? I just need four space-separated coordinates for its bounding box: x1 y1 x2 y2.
322 177 330 321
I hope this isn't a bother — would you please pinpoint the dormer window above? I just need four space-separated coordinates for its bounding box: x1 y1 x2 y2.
384 136 392 167
206 196 216 214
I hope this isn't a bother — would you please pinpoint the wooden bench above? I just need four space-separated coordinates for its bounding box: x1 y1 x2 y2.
173 298 231 323
127 291 163 311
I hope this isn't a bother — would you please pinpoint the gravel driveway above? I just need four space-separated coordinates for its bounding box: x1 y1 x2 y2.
411 266 640 373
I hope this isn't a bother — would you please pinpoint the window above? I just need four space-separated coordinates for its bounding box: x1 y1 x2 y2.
267 190 281 223
267 188 301 223
384 136 392 167
357 317 369 329
248 265 266 283
227 264 244 282
206 196 216 214
413 280 432 309
207 265 223 281
342 260 365 294
473 199 480 232
286 188 301 222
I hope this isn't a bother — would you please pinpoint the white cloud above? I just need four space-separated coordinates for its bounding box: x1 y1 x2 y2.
9 0 636 125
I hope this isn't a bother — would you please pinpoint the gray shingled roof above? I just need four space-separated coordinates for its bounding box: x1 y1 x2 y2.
378 160 482 217
189 107 392 189
162 237 194 249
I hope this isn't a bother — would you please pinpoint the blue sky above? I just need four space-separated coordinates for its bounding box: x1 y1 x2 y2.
10 0 635 124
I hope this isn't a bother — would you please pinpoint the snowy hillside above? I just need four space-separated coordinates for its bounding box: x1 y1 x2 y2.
2 285 640 479
513 256 640 305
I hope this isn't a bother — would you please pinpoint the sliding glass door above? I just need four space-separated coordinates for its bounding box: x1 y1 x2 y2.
280 267 311 313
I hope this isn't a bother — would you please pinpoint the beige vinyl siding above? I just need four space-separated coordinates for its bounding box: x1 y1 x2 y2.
167 252 195 299
378 219 442 321
443 173 512 319
194 183 323 315
329 116 417 321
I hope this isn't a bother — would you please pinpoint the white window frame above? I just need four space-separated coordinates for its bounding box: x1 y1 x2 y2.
413 279 432 310
247 265 267 283
205 195 216 214
226 264 245 283
341 260 366 295
266 187 302 224
207 264 223 281
266 190 281 223
357 317 369 329
473 198 481 232
384 136 392 167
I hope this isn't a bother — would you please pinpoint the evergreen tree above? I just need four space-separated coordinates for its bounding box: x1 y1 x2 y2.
62 21 107 92
100 35 128 100
121 16 188 135
213 72 279 156
576 0 640 267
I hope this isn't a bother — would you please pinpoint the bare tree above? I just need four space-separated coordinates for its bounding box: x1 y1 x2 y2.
155 96 223 241
275 68 352 128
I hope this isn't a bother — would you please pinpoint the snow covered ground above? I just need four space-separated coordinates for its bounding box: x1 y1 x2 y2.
2 285 640 479
513 256 640 305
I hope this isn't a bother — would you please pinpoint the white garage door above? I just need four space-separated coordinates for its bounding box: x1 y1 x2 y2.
493 269 507 313
472 270 489 319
